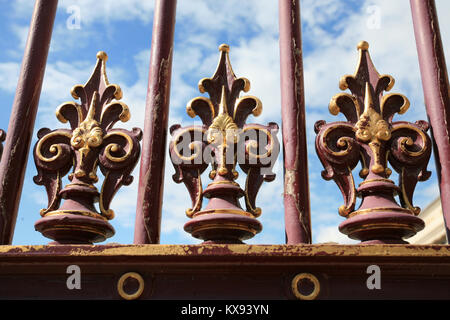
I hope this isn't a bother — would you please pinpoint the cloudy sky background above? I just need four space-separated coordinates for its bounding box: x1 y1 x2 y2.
0 0 447 245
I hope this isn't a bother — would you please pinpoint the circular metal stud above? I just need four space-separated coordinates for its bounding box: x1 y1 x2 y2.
117 272 145 300
291 273 321 300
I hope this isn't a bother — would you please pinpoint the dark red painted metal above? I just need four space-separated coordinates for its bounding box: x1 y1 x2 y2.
278 0 312 244
1 244 450 299
410 0 450 239
0 0 58 244
0 130 5 160
134 0 177 244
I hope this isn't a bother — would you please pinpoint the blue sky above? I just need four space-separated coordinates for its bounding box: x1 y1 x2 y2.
0 0 447 245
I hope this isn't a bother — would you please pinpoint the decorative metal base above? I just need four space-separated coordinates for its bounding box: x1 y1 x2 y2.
184 212 262 244
34 212 115 244
339 211 424 244
339 179 425 244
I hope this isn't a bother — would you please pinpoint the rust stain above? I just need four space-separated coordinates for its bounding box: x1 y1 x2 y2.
285 168 310 241
67 245 188 256
284 168 296 197
0 245 46 254
287 35 311 243
0 136 21 242
140 46 173 244
1 244 449 258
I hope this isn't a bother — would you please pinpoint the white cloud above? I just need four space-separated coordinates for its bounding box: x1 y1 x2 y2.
0 62 21 93
231 34 281 124
10 24 29 50
12 0 155 25
314 224 359 244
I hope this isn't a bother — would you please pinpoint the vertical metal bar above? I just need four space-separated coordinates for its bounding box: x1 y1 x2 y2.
278 0 312 244
0 0 58 244
410 0 450 239
134 0 177 244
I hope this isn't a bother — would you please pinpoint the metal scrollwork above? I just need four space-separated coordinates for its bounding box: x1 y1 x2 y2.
33 52 142 244
314 41 431 243
169 44 279 243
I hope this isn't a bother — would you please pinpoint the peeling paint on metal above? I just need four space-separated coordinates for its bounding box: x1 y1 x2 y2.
0 244 449 258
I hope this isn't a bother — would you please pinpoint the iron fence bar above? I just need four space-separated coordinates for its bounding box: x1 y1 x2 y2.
0 0 58 244
134 0 177 244
410 0 450 239
278 0 312 244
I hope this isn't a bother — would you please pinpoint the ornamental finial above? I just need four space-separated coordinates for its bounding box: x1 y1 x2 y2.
315 41 431 244
170 44 279 243
357 40 369 51
33 52 142 244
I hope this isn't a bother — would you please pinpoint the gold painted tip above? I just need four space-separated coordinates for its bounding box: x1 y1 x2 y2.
198 78 207 93
218 85 228 115
218 167 228 176
96 51 108 61
253 207 262 217
104 208 115 220
338 205 351 217
113 86 123 100
219 44 230 52
371 163 385 174
357 41 369 51
364 82 374 112
70 86 80 99
242 78 251 92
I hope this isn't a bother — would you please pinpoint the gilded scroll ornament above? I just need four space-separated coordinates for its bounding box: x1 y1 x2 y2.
314 41 431 243
33 52 142 244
